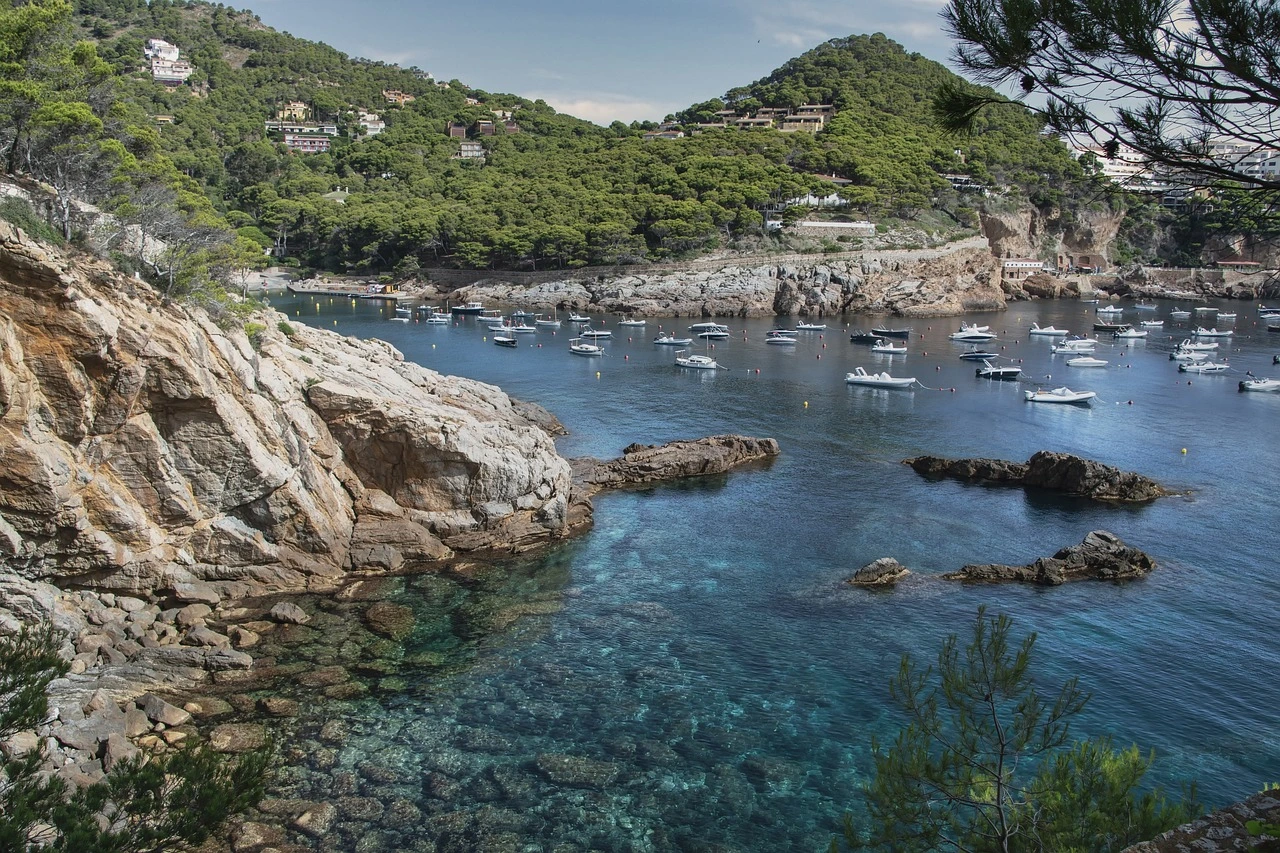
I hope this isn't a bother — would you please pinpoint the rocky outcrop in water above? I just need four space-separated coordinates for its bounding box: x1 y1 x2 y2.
444 239 1004 318
1121 788 1280 852
944 530 1155 585
571 435 780 493
904 451 1169 502
847 557 911 586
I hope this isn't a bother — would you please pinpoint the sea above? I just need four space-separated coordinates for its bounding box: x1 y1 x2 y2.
260 293 1280 852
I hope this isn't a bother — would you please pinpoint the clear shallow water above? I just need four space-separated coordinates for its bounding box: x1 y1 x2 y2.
263 295 1280 851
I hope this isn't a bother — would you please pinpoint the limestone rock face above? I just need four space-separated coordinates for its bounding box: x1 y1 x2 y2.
445 239 1004 318
847 558 911 586
0 220 574 612
945 530 1156 585
904 451 1167 502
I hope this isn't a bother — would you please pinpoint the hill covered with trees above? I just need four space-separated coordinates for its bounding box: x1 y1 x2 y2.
9 0 1101 278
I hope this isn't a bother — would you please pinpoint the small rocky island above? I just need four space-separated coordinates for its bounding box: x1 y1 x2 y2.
944 530 1156 585
571 435 780 493
904 450 1169 502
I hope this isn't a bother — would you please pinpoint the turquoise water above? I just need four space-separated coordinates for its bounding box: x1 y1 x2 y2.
266 296 1280 851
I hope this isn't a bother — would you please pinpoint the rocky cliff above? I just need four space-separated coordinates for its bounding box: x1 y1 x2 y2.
0 221 575 632
440 238 1004 318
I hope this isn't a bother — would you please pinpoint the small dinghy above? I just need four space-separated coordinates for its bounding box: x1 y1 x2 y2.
796 322 826 331
1194 327 1232 337
958 347 999 360
674 350 718 369
493 335 518 348
1178 360 1229 373
845 366 915 388
1114 325 1147 339
1029 323 1069 336
1140 320 1164 328
569 338 604 357
653 333 692 345
579 327 612 339
765 330 797 345
949 329 996 341
618 316 646 327
1170 308 1192 320
871 340 908 354
1066 356 1109 368
1024 387 1096 404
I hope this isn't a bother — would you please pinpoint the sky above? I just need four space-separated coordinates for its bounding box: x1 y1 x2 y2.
245 0 957 125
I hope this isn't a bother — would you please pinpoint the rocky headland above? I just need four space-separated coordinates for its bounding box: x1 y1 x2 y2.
944 530 1156 585
904 450 1170 502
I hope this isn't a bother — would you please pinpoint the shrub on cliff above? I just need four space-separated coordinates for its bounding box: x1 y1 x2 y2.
833 608 1198 852
0 623 270 852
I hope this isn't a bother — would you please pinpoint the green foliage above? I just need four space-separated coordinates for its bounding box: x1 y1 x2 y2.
276 320 295 337
0 195 64 244
837 607 1198 852
0 623 270 851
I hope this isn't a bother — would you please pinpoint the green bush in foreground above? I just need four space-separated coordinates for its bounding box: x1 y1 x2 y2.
835 607 1198 852
0 623 270 852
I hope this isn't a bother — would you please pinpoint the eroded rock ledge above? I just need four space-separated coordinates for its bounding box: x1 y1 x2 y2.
570 435 780 495
904 450 1168 502
944 530 1155 585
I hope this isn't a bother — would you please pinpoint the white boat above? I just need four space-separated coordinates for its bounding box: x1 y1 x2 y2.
493 335 518 348
949 329 997 341
1194 305 1216 313
569 313 592 323
618 316 647 327
845 367 915 388
1096 305 1124 315
1114 325 1147 339
1052 338 1098 353
653 333 692 345
1217 312 1237 321
1194 327 1232 337
698 328 731 339
1176 339 1219 351
1134 300 1158 310
569 338 603 357
1178 360 1229 373
535 312 562 328
689 322 730 333
579 328 612 338
765 330 797 345
1140 320 1164 328
488 322 510 332
674 349 718 369
975 360 1022 380
1066 356 1109 367
426 313 451 325
1024 386 1096 404
1240 377 1280 392
1170 308 1192 319
1170 350 1210 362
1258 305 1280 317
450 301 486 315
1029 323 1069 336
479 309 504 322
796 322 827 331
392 306 411 322
957 322 991 333
511 323 537 333
871 340 907 354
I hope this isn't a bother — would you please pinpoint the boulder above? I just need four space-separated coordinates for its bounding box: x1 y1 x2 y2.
268 602 310 625
574 435 780 493
208 722 267 753
363 602 415 640
137 693 192 727
848 557 911 586
904 451 1167 502
533 753 619 789
945 530 1156 585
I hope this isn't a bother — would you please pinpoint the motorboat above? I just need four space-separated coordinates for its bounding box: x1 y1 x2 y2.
487 322 510 332
569 313 592 323
569 338 604 357
958 348 1000 360
1029 323 1069 336
1134 300 1158 310
1114 325 1147 339
1024 386 1096 404
674 349 718 369
480 309 504 322
1178 360 1229 373
1176 339 1218 351
845 366 915 388
1096 305 1125 315
511 323 538 333
535 314 561 328
976 360 1022 380
957 322 991 333
689 322 730 333
579 328 612 338
1093 321 1126 332
1052 338 1098 353
765 331 797 345
871 340 907 354
1217 312 1237 321
1066 356 1109 367
1194 305 1216 313
873 327 913 339
392 306 411 322
1080 298 1099 304
698 328 731 339
850 331 885 344
766 329 797 337
618 316 646 327
493 335 518 348
1240 376 1280 392
949 329 996 341
426 313 451 325
796 322 827 331
1275 354 1280 363
450 301 486 315
1170 308 1192 319
1140 320 1164 328
1258 305 1280 316
653 333 693 345
510 309 535 320
1170 350 1210 362
1194 327 1232 337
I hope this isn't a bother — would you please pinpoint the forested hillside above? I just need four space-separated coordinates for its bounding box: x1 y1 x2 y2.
8 0 1095 277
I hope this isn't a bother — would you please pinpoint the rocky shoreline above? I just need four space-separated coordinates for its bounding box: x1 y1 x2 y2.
904 450 1170 502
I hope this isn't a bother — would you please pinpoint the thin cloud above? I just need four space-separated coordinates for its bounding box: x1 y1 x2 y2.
534 92 671 125
732 0 954 61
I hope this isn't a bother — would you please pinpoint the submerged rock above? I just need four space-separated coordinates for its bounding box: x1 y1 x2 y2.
847 557 911 586
533 753 619 789
904 450 1168 502
945 530 1156 585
